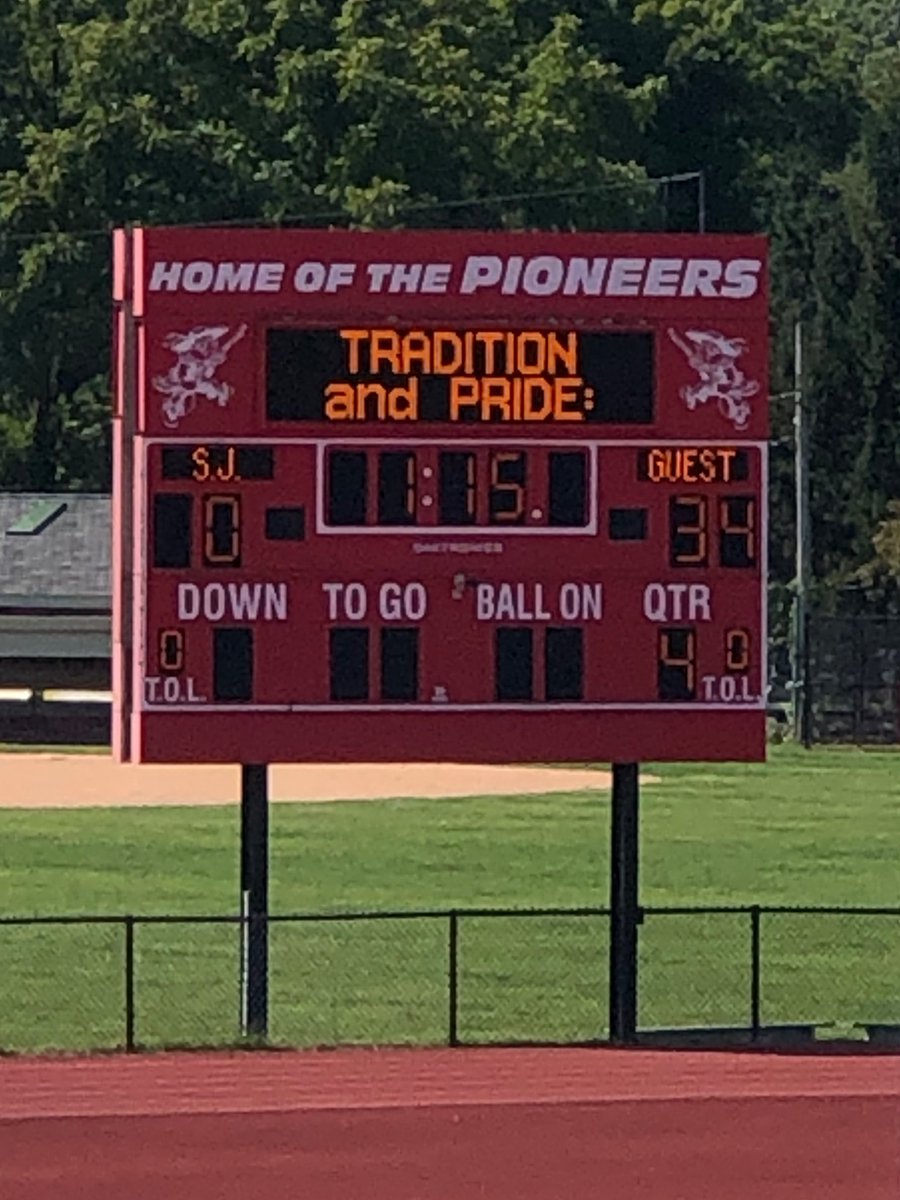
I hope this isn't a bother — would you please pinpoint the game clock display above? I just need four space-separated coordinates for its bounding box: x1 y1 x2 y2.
114 225 768 764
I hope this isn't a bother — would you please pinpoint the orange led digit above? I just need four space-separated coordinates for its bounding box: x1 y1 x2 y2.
726 629 751 672
720 496 756 568
203 495 241 566
159 628 184 673
670 496 708 566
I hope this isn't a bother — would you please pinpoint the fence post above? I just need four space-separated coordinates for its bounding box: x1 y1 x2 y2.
750 906 761 1040
124 916 136 1052
448 911 459 1047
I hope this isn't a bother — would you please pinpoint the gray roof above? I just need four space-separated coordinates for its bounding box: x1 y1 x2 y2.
0 493 111 606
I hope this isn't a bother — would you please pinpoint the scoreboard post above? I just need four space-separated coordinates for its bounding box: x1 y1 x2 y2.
112 226 769 1038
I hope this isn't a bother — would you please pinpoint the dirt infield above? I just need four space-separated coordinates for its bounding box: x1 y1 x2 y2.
0 753 654 809
1 1048 897 1199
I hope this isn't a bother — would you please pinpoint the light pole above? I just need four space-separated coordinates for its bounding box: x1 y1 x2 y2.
772 321 810 744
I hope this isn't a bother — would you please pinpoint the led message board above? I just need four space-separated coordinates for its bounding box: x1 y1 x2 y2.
113 228 768 764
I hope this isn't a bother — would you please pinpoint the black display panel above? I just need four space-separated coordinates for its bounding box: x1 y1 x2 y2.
545 628 584 700
213 628 253 701
330 628 370 700
381 628 419 700
153 494 192 568
267 328 654 423
548 452 588 527
327 451 367 526
495 628 534 700
378 452 418 526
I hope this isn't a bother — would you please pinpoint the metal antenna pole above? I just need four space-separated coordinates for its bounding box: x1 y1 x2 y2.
792 322 812 745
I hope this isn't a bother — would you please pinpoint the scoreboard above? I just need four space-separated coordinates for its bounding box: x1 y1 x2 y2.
113 227 769 764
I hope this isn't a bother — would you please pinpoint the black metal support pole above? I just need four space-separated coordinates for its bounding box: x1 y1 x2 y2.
750 905 761 1040
448 911 459 1048
124 916 136 1052
241 763 269 1038
609 763 640 1044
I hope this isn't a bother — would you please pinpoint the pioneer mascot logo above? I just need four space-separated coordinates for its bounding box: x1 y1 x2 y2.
668 329 759 431
154 324 247 428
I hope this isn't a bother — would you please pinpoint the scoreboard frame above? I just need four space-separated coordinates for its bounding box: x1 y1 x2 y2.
113 226 769 765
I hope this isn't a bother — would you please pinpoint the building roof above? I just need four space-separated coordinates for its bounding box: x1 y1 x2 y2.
0 493 111 608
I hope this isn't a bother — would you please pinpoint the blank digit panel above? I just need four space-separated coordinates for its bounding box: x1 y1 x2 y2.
548 452 588 527
213 628 253 701
330 628 370 700
327 451 367 526
380 628 419 700
495 628 533 701
378 452 417 525
152 493 192 568
545 628 583 700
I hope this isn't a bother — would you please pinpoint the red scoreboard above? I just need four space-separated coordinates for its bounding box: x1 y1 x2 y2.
112 228 769 764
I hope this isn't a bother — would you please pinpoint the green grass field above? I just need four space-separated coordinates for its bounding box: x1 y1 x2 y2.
0 744 897 1051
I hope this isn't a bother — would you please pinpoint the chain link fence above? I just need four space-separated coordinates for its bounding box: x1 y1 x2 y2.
807 615 900 744
0 906 897 1054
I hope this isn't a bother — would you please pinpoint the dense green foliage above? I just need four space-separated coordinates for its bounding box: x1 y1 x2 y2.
1 1 897 614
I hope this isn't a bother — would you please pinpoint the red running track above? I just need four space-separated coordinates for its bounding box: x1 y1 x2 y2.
0 1047 897 1199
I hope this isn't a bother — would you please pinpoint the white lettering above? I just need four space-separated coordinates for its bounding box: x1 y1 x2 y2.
522 256 564 296
644 583 713 622
177 582 288 623
263 584 288 621
345 583 367 621
388 263 423 293
379 581 428 620
322 583 342 620
607 258 646 297
460 255 503 294
149 261 184 291
182 261 215 292
203 583 226 621
177 583 201 621
255 262 285 292
562 257 607 296
422 263 451 294
559 583 603 621
644 258 684 297
366 263 392 292
214 262 254 292
681 259 722 297
326 262 356 292
293 261 326 292
476 583 495 620
501 256 524 294
688 584 712 621
721 258 762 300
